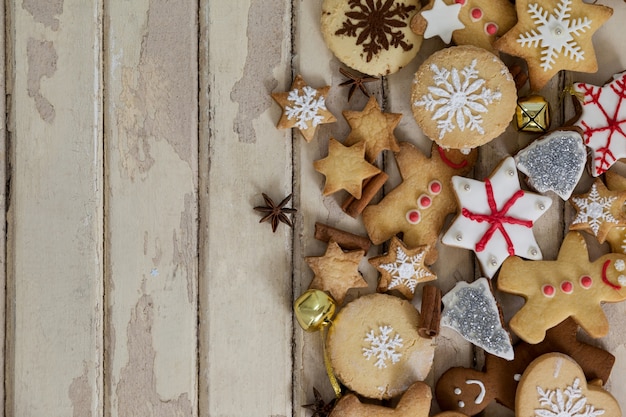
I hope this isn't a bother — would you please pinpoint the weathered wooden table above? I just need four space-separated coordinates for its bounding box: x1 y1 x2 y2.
2 1 626 416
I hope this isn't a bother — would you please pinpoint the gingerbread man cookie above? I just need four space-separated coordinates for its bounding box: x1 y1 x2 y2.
517 353 620 417
362 142 478 265
435 318 615 415
498 231 626 344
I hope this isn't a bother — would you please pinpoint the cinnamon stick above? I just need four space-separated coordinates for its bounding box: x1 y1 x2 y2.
342 171 389 218
314 222 371 253
418 285 442 339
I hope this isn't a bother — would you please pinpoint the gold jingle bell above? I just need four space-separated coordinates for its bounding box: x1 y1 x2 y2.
294 289 336 332
516 95 551 132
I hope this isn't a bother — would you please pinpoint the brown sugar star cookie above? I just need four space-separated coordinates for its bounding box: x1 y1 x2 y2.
321 0 423 76
326 293 435 399
306 239 367 305
411 45 517 150
569 178 626 244
330 381 468 417
314 138 382 199
493 0 613 92
435 318 615 415
517 353 620 417
343 96 402 162
369 236 436 300
362 142 477 264
498 231 626 344
271 74 336 142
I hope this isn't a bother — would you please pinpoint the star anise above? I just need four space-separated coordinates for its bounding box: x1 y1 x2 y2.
339 67 378 101
254 193 297 232
302 387 336 417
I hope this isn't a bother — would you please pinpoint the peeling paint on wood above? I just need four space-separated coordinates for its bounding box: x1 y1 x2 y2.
26 38 57 123
22 0 63 30
69 363 93 417
173 193 196 304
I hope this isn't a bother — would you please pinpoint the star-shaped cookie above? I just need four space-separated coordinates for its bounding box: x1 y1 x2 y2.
494 0 613 91
362 142 478 265
442 156 553 278
343 96 401 162
498 231 626 344
573 71 626 176
569 178 626 244
306 239 367 305
271 74 336 142
369 237 436 300
313 138 381 199
413 0 464 44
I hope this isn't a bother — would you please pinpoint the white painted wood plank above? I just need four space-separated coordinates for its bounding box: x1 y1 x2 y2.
0 0 6 414
104 1 198 416
202 1 294 416
6 1 104 415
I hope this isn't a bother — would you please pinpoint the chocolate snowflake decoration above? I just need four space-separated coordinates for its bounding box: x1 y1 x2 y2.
335 0 416 62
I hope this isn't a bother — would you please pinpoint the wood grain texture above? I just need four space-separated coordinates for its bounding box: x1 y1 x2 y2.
104 1 198 416
6 0 104 415
0 0 6 414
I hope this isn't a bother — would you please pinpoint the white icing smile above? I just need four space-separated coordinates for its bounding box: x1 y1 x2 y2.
466 379 486 404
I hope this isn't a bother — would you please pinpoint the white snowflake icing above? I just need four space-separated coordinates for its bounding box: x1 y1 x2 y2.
571 183 617 236
535 378 604 417
379 247 430 294
413 59 501 140
362 325 403 369
285 86 328 130
517 0 592 71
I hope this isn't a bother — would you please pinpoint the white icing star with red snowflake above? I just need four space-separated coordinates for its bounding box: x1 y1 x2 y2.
574 71 626 176
442 156 553 278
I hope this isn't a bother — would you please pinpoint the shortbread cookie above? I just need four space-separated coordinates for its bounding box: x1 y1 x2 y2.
494 0 613 91
604 171 626 255
313 138 382 199
330 381 468 417
306 239 367 305
271 74 336 142
517 353 620 417
515 128 586 200
326 293 435 399
411 46 517 150
321 0 423 76
498 231 626 344
362 142 478 265
441 278 514 360
435 318 615 415
569 178 626 244
442 156 553 278
369 236 436 300
572 71 626 176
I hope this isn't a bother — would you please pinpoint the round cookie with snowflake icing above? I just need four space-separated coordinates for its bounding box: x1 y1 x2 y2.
326 293 435 399
321 0 423 76
411 45 517 150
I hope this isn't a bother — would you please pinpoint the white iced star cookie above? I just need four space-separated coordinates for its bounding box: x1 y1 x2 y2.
412 0 464 44
442 156 553 278
411 45 517 150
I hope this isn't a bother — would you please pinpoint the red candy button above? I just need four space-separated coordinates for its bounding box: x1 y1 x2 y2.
485 22 498 36
429 180 442 195
455 0 466 5
580 275 593 289
560 281 573 294
406 209 421 224
542 284 555 298
418 194 432 209
470 7 483 21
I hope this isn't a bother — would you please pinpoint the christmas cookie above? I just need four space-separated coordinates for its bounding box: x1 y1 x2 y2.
516 353 620 417
569 178 626 244
493 0 613 92
313 138 382 199
515 128 586 200
326 293 435 399
442 156 553 278
362 142 478 265
411 0 517 52
271 74 336 142
330 381 468 417
573 71 626 176
441 278 514 360
305 239 368 305
343 96 402 162
435 318 615 415
411 46 517 150
605 171 626 255
498 231 626 344
321 0 423 76
369 236 436 300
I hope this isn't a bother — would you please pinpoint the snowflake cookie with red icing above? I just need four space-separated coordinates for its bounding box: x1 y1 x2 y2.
516 353 620 417
573 71 626 177
499 232 626 344
442 156 553 278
